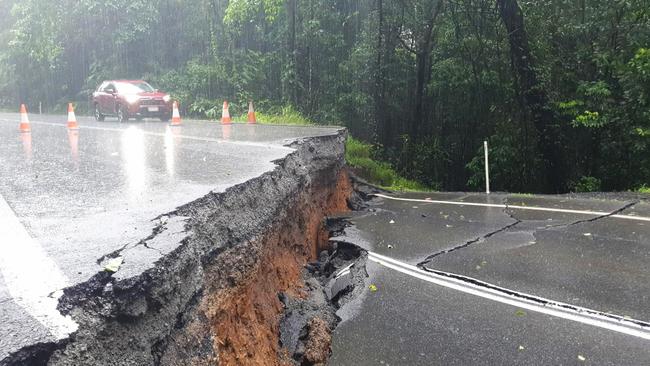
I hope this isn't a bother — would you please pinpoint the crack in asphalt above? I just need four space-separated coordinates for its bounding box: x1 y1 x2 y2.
95 217 174 264
418 199 640 268
501 198 639 233
417 198 640 270
417 207 522 267
540 200 639 230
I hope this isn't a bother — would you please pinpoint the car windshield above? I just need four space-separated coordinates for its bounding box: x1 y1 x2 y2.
116 81 155 94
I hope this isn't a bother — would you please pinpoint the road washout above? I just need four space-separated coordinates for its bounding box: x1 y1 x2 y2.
1 130 369 366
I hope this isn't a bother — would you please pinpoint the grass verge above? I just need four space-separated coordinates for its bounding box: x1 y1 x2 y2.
234 105 314 126
638 185 650 194
346 137 432 192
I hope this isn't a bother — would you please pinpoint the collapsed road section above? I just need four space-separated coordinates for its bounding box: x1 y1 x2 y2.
0 117 367 366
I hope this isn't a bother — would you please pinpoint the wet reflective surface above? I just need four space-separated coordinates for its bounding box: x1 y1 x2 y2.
332 192 650 364
0 113 341 359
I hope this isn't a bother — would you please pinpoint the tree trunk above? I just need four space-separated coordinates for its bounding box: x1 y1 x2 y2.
410 0 443 139
374 0 386 145
286 0 298 105
497 0 565 192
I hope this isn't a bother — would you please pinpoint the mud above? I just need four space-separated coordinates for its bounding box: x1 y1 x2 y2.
1 130 367 366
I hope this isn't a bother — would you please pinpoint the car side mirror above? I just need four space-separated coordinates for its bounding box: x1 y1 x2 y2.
105 88 115 94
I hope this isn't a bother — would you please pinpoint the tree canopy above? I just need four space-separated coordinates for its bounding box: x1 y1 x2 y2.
1 0 649 193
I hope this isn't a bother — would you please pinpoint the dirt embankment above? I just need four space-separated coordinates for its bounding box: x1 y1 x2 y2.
3 130 366 366
202 170 352 365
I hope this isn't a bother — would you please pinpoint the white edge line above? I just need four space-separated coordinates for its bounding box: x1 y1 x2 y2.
373 193 650 222
367 251 650 340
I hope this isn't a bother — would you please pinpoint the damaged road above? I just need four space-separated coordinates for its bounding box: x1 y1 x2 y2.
2 111 650 365
0 114 365 365
329 191 650 365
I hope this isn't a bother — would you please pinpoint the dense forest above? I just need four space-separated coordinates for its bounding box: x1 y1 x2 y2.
1 0 649 193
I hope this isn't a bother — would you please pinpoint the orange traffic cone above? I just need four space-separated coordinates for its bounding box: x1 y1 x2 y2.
170 101 181 126
247 101 256 124
221 100 231 124
19 104 31 133
67 103 79 130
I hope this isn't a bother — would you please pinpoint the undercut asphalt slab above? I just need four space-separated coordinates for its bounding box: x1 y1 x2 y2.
0 112 342 360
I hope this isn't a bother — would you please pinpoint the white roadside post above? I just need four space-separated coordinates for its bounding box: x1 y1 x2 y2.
484 140 490 194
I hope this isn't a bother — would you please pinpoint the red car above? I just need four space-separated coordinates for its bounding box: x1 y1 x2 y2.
92 80 173 122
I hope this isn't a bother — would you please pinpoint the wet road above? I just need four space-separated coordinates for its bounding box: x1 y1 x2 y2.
0 112 341 360
331 192 650 365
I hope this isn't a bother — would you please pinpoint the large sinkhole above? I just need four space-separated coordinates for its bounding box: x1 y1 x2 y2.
2 132 369 366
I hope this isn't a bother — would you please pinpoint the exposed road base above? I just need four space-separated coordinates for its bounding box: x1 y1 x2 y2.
2 130 362 365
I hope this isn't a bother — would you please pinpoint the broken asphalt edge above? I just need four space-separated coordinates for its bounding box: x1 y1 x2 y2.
1 127 364 365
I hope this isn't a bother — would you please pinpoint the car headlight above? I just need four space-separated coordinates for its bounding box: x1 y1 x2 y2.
125 94 139 105
163 95 171 103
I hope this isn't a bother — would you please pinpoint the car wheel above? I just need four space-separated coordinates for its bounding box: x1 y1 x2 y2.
94 104 105 121
160 115 170 122
117 105 128 123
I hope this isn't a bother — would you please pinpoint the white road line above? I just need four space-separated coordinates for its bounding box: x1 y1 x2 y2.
373 193 650 222
0 118 295 151
367 251 650 340
0 195 78 338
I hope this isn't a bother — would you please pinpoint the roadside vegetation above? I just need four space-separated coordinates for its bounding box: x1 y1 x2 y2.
346 138 432 192
2 0 650 193
234 105 315 126
638 186 650 194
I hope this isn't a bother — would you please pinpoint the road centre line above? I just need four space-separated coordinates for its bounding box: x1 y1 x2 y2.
367 251 650 340
0 118 295 150
373 193 650 222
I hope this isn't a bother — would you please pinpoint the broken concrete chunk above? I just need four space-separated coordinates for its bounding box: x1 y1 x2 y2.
326 271 353 301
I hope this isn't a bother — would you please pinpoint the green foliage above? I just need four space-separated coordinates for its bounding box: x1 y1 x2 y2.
245 105 315 125
2 0 650 193
187 99 221 120
638 185 650 194
346 137 432 191
573 110 604 128
224 0 283 26
467 127 541 193
569 176 602 193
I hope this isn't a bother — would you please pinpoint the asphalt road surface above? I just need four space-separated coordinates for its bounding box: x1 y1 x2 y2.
330 192 650 365
2 111 650 364
0 112 341 360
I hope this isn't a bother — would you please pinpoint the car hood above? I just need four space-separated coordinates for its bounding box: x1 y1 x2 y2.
135 91 168 98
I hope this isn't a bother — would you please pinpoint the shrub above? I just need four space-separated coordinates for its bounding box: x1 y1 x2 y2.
570 176 602 192
346 137 432 191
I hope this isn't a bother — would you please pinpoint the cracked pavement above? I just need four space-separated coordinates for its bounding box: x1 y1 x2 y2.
330 191 650 365
0 112 342 361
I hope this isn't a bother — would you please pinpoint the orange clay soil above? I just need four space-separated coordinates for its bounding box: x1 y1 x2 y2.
203 169 352 365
